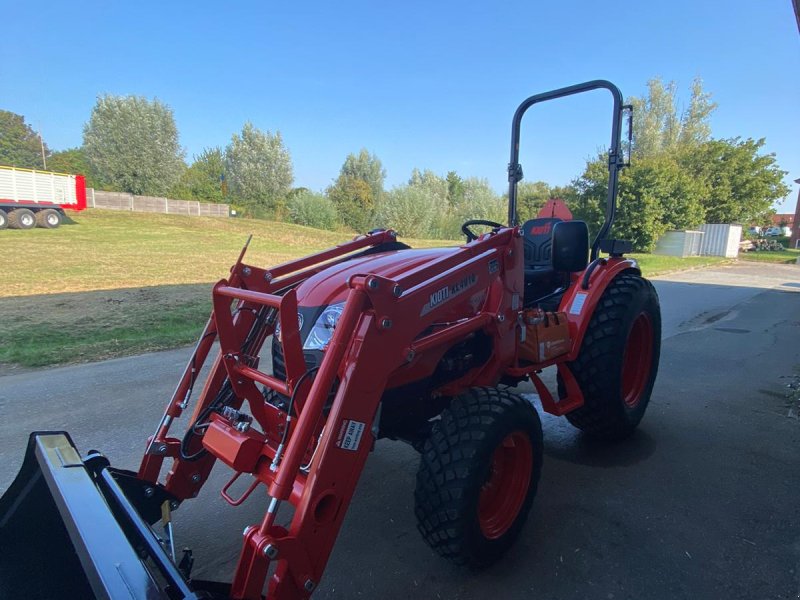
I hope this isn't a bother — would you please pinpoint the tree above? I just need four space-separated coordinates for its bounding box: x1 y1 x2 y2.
513 181 579 222
0 110 47 169
225 123 293 212
171 147 226 203
630 77 716 158
83 95 185 195
549 184 579 205
546 78 787 251
455 178 506 225
615 154 706 251
327 176 374 232
446 171 465 206
678 78 717 146
340 149 386 201
681 138 789 224
569 157 609 237
408 168 448 201
568 77 788 251
47 148 98 187
516 181 551 220
640 155 705 231
573 136 789 252
572 151 706 251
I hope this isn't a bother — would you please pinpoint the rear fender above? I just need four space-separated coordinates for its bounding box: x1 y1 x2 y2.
559 257 640 361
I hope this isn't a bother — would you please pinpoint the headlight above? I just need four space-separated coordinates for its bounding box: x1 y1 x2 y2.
274 313 304 343
303 303 345 350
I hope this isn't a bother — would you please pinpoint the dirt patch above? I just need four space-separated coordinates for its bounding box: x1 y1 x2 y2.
0 284 211 369
0 284 209 325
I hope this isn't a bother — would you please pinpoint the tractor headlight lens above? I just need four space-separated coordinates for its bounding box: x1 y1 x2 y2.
274 312 305 343
303 303 345 350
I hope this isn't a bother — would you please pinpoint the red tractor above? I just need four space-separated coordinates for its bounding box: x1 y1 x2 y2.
0 80 660 599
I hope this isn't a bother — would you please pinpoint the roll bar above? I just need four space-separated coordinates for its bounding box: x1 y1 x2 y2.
507 80 632 260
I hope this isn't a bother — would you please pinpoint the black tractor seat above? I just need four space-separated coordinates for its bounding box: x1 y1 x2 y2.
521 217 563 306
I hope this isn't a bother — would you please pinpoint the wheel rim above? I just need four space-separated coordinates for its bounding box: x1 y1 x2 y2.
621 312 654 408
47 213 59 225
21 214 34 227
478 431 533 539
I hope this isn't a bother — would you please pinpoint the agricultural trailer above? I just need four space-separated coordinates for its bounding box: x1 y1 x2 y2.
0 165 87 230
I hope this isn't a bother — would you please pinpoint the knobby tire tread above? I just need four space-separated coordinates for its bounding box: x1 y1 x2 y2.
564 273 660 439
414 387 542 567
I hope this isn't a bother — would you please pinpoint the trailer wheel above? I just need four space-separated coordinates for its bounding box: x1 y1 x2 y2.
562 273 661 439
0 209 7 230
8 208 36 230
35 209 62 229
414 387 543 567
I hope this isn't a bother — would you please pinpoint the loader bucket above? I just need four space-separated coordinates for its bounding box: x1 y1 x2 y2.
0 432 203 599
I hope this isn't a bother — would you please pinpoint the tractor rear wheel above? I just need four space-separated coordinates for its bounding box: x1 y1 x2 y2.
563 273 661 439
414 387 543 567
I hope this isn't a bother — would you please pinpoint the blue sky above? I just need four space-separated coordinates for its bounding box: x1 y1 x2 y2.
2 1 798 210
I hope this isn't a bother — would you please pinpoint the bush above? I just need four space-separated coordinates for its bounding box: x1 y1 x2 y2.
287 191 339 231
373 176 507 240
431 178 506 239
374 185 439 238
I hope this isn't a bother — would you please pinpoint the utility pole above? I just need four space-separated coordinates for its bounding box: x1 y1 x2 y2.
38 130 47 170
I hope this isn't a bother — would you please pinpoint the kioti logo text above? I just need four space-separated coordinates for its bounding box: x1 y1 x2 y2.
420 273 477 315
529 223 552 236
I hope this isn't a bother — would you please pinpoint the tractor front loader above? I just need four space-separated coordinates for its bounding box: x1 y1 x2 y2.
0 80 661 599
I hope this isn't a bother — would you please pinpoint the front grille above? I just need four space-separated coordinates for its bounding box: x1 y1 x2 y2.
270 340 337 413
272 337 287 380
271 338 320 380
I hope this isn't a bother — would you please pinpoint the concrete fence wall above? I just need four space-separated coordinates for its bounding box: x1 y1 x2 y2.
86 188 229 217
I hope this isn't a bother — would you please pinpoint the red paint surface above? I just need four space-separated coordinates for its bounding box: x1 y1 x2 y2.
536 198 573 220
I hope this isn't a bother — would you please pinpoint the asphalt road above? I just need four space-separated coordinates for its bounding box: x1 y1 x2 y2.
1 261 798 599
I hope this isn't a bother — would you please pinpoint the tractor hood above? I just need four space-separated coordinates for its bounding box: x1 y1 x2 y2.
295 247 460 308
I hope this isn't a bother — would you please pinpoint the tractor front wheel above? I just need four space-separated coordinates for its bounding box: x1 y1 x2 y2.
414 387 543 567
563 273 661 439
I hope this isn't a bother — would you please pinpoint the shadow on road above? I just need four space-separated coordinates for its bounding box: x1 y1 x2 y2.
542 419 657 468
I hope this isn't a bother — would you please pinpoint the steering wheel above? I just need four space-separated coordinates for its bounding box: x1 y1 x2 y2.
461 219 505 242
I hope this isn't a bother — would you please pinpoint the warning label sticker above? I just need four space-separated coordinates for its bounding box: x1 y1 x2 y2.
569 292 588 316
336 419 366 452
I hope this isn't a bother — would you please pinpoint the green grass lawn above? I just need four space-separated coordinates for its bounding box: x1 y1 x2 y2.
628 253 728 275
0 209 729 369
0 209 446 297
738 248 800 264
